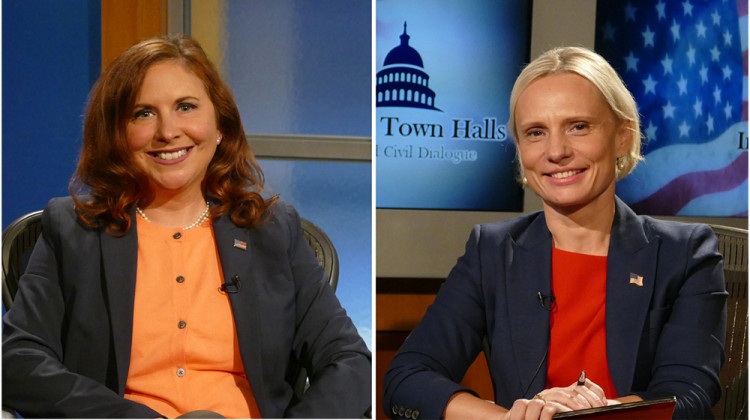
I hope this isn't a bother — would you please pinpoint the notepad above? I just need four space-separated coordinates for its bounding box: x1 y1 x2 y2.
553 396 676 419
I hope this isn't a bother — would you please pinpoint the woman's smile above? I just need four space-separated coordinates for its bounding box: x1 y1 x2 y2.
546 168 585 181
148 146 192 163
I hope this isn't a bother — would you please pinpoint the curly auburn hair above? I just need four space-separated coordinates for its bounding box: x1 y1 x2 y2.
70 34 276 235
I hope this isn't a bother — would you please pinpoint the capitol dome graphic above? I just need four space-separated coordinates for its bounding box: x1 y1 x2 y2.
377 23 440 111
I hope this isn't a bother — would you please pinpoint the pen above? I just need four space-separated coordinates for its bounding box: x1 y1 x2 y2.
577 370 586 386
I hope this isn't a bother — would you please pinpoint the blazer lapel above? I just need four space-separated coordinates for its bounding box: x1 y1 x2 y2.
212 215 269 413
506 213 553 397
99 212 139 395
605 198 659 395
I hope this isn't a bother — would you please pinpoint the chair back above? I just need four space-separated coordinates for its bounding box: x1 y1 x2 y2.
300 217 339 291
2 210 43 310
290 218 340 399
709 224 748 420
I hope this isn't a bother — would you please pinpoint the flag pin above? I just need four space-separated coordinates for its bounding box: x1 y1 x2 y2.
233 239 247 251
629 273 644 287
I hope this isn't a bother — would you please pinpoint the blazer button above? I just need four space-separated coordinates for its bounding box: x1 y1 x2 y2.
173 232 181 239
405 408 412 418
178 320 187 329
412 410 420 419
176 368 185 377
176 275 185 283
392 405 399 416
398 407 405 416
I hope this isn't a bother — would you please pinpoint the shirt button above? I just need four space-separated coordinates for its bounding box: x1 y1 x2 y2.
176 275 185 283
178 320 187 329
173 232 181 239
176 368 185 377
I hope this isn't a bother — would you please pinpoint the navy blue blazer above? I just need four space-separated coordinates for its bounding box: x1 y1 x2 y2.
383 198 726 420
3 197 371 418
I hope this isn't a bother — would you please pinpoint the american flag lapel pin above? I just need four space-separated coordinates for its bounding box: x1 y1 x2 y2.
233 239 247 251
629 273 644 287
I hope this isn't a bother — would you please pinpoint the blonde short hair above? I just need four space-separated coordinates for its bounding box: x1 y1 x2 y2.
508 46 643 179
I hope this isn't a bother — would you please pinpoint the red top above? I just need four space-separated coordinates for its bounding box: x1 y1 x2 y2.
546 247 617 398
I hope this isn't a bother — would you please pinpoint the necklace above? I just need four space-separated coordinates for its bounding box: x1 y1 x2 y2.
136 201 211 230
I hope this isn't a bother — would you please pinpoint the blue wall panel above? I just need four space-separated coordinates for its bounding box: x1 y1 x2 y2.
2 0 101 227
224 0 372 137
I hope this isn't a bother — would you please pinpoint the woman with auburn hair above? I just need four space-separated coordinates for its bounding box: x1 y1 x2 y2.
3 34 371 419
72 34 270 233
383 46 725 420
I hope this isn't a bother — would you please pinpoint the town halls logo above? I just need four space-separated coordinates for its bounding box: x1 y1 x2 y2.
376 22 507 145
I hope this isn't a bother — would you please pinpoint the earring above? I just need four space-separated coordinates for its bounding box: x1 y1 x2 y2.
216 136 223 145
615 157 626 179
521 177 528 187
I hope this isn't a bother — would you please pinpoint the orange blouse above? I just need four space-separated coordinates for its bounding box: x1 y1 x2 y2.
124 214 261 418
546 247 617 399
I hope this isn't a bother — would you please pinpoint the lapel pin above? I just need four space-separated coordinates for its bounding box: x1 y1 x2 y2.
233 239 247 251
629 273 644 287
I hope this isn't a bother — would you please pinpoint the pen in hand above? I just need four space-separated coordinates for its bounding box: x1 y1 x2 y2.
577 370 586 386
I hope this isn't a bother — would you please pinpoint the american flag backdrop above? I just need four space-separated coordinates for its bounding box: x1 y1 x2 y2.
595 0 748 216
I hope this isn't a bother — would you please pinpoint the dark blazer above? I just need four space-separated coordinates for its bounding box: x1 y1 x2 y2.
383 198 726 420
3 197 371 418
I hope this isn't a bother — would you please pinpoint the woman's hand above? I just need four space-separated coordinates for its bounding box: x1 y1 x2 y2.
499 397 571 420
532 378 609 411
444 392 572 420
444 379 617 420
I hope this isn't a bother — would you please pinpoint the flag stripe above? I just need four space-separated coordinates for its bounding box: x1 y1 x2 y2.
616 122 744 203
737 0 747 17
679 179 748 216
631 151 747 215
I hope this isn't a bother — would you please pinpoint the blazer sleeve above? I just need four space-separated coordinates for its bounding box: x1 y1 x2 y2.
382 225 488 420
636 223 727 419
2 199 162 418
279 203 372 418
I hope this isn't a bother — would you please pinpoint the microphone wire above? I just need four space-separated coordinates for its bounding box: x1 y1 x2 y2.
522 347 549 398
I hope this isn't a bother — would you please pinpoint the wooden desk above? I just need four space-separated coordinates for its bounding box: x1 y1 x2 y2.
376 279 494 419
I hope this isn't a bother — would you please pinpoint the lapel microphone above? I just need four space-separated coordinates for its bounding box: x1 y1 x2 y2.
220 274 241 294
537 291 556 311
